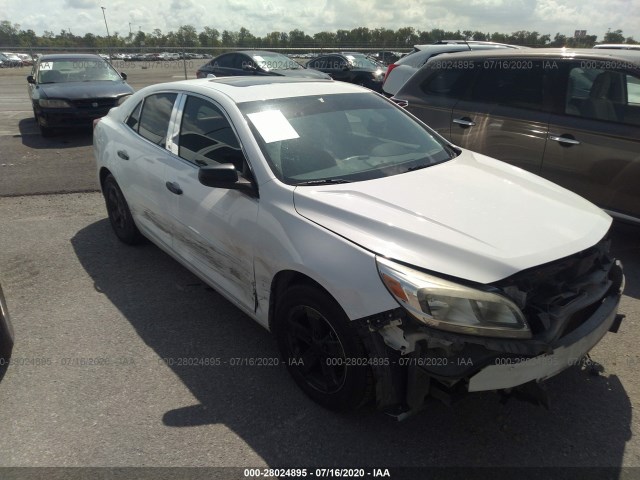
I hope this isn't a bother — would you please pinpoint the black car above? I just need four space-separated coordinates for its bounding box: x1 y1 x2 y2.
196 50 330 80
27 54 134 137
0 282 14 370
306 52 386 92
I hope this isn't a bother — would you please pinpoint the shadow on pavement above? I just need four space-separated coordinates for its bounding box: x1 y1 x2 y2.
71 219 633 471
18 118 92 149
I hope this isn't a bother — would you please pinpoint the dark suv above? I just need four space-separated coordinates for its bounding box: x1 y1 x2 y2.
393 48 640 223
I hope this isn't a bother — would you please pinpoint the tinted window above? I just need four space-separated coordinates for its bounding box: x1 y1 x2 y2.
565 65 640 126
213 54 235 69
138 93 177 147
469 61 546 111
420 68 473 99
310 56 343 70
237 54 255 71
126 101 142 131
178 96 244 169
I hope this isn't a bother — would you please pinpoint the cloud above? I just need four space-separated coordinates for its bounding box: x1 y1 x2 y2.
64 0 98 8
1 0 638 41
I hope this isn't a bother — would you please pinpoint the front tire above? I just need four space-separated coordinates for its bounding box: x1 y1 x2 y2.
275 285 373 411
103 175 144 245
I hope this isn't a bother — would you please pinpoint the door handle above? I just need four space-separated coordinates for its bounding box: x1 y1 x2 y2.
548 134 580 146
117 150 129 160
452 117 476 127
165 181 183 195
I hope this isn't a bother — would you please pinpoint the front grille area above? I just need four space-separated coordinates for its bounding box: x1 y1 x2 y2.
71 98 117 110
494 234 619 341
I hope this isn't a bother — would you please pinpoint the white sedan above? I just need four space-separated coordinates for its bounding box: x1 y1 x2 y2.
93 77 624 415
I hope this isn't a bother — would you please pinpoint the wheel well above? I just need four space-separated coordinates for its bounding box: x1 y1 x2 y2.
99 167 112 191
268 270 334 331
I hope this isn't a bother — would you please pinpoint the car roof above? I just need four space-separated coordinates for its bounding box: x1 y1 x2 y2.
594 43 640 49
38 53 104 61
413 41 520 50
146 76 367 103
427 47 640 62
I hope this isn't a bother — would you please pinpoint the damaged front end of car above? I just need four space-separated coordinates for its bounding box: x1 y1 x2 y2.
357 234 625 420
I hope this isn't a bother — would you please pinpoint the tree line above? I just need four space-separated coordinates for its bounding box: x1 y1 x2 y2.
0 20 637 51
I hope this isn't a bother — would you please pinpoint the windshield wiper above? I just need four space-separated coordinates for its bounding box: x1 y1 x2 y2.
296 178 352 185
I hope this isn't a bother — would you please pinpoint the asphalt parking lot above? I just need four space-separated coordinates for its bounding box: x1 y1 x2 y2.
0 61 640 478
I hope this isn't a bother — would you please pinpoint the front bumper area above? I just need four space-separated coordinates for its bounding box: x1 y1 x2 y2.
359 251 624 417
37 107 113 128
467 292 621 392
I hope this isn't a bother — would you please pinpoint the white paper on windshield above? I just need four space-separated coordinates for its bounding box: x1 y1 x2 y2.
346 55 355 61
253 55 265 63
40 62 53 70
247 110 299 143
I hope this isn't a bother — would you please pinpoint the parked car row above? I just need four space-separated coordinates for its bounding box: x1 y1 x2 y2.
196 50 330 79
93 75 624 414
197 50 387 91
0 52 27 67
16 43 635 414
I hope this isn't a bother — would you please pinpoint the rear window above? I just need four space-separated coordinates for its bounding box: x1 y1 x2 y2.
138 93 177 147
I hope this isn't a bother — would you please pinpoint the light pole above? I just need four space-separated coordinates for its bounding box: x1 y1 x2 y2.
101 6 112 59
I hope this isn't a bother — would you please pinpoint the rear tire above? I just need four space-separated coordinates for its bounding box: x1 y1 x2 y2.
275 285 373 411
103 175 144 245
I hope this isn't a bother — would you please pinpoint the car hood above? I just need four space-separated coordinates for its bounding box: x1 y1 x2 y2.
274 68 331 79
293 151 611 284
37 81 133 100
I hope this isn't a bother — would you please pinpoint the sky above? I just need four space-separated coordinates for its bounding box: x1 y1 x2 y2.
0 0 638 41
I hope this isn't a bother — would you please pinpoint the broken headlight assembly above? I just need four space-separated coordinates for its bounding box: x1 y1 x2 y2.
377 257 531 339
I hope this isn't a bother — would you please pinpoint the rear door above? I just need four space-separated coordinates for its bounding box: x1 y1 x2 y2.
449 58 552 174
541 61 640 218
118 92 178 248
402 62 475 138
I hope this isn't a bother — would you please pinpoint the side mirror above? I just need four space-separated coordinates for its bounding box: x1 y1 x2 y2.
27 75 35 84
120 72 127 80
198 164 257 196
342 64 350 71
242 63 256 72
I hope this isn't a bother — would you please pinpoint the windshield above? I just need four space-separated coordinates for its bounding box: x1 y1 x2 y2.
344 53 384 70
251 53 302 71
240 93 456 185
37 59 123 83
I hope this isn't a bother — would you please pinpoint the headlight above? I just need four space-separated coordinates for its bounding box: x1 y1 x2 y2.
377 257 531 339
39 99 72 108
116 95 132 106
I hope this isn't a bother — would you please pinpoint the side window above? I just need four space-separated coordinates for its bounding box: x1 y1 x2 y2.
565 65 640 126
138 93 177 147
310 57 328 69
336 56 349 69
236 54 255 71
126 101 142 131
178 96 245 169
420 68 472 99
469 60 546 111
212 54 233 69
